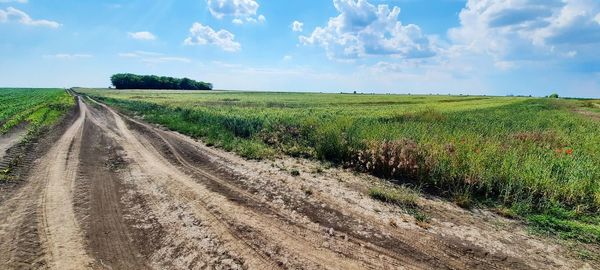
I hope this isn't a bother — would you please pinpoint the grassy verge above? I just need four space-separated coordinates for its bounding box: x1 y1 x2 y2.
80 89 600 243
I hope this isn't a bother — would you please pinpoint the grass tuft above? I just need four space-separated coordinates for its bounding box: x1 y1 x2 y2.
368 186 419 207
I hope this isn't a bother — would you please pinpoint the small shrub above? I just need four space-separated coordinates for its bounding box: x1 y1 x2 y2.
413 210 431 224
290 169 300 176
452 191 473 209
493 207 519 219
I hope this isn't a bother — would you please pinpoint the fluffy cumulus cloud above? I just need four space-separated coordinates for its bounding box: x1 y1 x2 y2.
0 7 60 28
128 31 156 41
207 0 265 24
300 0 436 60
291 20 303 32
184 22 241 52
449 0 600 63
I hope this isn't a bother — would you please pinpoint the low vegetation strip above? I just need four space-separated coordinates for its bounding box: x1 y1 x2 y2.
80 89 600 243
0 88 74 135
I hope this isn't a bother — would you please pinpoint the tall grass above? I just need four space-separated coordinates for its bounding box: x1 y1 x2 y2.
81 89 600 242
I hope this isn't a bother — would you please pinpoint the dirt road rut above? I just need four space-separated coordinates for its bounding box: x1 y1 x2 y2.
0 96 594 269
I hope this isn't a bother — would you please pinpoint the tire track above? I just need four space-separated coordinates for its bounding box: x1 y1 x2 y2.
0 97 92 269
75 116 148 269
38 97 93 269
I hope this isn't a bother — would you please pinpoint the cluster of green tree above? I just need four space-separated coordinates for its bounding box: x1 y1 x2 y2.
110 73 213 90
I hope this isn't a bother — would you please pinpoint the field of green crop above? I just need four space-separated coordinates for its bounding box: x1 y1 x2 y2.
80 88 600 243
0 88 74 135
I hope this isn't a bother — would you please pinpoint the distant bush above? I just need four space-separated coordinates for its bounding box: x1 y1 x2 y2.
111 73 212 90
549 93 559 98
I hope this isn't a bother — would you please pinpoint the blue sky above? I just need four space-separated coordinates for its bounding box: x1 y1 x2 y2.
1 0 600 97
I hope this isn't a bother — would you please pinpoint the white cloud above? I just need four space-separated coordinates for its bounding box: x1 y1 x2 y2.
494 61 515 70
369 61 404 73
44 54 93 60
128 31 157 41
291 20 303 32
449 0 600 62
595 13 600 24
283 55 292 61
0 0 28 3
300 0 436 60
0 7 60 28
184 22 241 52
119 51 191 63
207 0 265 24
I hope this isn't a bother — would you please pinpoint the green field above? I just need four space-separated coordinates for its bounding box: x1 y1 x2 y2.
80 88 600 243
0 88 74 135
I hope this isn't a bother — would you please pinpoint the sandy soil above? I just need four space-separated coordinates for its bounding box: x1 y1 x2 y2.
0 95 596 270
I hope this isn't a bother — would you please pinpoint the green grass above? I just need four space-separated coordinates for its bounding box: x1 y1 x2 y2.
368 186 419 207
78 88 600 243
0 88 74 135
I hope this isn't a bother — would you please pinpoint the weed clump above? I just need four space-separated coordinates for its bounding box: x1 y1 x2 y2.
368 186 418 207
352 140 424 180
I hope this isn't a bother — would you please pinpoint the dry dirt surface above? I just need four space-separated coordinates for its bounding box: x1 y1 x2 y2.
0 126 27 162
0 95 596 270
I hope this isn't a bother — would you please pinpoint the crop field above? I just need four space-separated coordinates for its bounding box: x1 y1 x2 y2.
80 88 600 243
0 88 74 135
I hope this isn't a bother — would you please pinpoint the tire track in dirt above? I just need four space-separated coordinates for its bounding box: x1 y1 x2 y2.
0 97 92 269
75 116 148 269
38 97 93 269
0 177 46 268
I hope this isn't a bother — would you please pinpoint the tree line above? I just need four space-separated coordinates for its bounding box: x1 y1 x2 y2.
110 73 213 90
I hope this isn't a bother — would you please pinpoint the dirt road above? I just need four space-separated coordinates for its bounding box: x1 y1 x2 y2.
0 96 594 269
